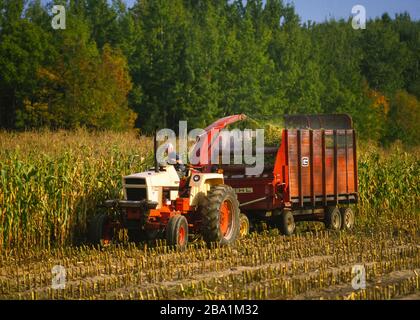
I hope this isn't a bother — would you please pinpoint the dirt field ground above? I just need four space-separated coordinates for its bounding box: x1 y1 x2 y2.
0 218 418 300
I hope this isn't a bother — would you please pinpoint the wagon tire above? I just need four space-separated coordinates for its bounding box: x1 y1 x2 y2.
340 207 355 230
324 206 342 230
166 215 189 250
275 210 295 236
239 213 250 238
201 185 240 246
88 213 114 246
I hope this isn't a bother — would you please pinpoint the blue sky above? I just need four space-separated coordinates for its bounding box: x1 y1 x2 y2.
285 0 420 22
123 0 420 22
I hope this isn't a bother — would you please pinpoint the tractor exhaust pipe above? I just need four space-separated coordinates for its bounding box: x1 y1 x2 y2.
154 127 159 172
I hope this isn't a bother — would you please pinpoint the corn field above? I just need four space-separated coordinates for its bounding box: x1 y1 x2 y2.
0 227 418 300
0 130 152 249
0 131 419 300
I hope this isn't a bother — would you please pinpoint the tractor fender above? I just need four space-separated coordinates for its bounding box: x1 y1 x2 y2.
188 173 224 206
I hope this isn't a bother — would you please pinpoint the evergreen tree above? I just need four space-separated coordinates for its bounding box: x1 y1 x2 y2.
130 0 190 130
0 0 53 128
0 0 418 145
361 16 410 95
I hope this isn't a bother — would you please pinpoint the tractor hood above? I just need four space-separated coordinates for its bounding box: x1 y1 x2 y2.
123 165 180 206
124 165 180 188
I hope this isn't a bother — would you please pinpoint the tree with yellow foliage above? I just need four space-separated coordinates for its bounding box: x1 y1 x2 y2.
19 17 136 130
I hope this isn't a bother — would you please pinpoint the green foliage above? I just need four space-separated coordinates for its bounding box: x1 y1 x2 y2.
0 1 419 145
361 16 411 95
358 143 420 212
0 13 53 128
0 130 152 249
0 1 135 130
386 90 420 146
0 131 418 250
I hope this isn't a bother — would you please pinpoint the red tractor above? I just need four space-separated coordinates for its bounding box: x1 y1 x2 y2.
89 115 247 248
89 114 358 248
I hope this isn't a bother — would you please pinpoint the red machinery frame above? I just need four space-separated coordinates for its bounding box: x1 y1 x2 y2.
105 113 358 241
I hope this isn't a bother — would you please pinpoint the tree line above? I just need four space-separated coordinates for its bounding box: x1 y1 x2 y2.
0 0 419 145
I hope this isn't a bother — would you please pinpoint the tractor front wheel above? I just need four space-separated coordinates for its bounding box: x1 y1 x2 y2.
202 185 240 246
88 213 114 246
166 215 189 249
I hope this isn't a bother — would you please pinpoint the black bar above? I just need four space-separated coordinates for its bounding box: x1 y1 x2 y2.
1 300 406 319
104 200 158 209
290 194 358 204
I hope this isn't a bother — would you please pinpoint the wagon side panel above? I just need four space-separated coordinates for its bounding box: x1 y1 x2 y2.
286 129 358 207
287 130 298 199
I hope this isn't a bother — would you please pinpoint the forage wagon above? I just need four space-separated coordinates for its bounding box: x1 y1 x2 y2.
89 114 358 248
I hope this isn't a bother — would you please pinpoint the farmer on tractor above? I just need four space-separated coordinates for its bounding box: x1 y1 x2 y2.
165 142 188 179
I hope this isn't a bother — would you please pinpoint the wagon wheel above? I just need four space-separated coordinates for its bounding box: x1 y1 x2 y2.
166 215 189 250
324 206 342 231
88 213 115 246
340 207 355 230
274 210 295 236
239 213 250 238
201 185 240 246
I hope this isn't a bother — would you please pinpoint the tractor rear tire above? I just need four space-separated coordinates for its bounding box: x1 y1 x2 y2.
325 206 342 230
166 215 189 250
275 210 295 236
340 207 355 230
239 213 250 238
201 185 240 246
88 213 114 246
